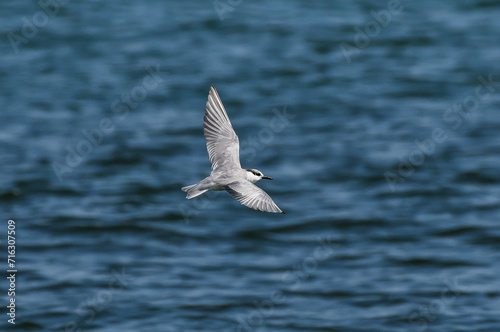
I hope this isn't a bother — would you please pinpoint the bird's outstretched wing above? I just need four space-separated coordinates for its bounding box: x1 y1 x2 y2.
204 85 241 170
226 181 285 214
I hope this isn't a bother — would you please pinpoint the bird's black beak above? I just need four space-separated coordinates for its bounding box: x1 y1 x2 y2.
262 176 273 180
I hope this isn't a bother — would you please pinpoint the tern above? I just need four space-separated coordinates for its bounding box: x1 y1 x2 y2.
182 85 285 214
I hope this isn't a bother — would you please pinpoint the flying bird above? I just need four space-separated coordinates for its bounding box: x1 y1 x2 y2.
182 85 285 214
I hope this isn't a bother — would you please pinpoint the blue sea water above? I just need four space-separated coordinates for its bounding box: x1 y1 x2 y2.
1 0 500 331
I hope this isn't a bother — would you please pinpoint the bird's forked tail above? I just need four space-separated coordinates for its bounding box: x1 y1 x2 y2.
181 183 209 199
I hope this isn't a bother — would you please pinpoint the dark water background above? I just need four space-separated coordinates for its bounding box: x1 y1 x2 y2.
1 0 500 331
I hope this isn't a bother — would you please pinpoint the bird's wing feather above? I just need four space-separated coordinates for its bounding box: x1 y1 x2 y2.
204 85 241 170
226 181 284 214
